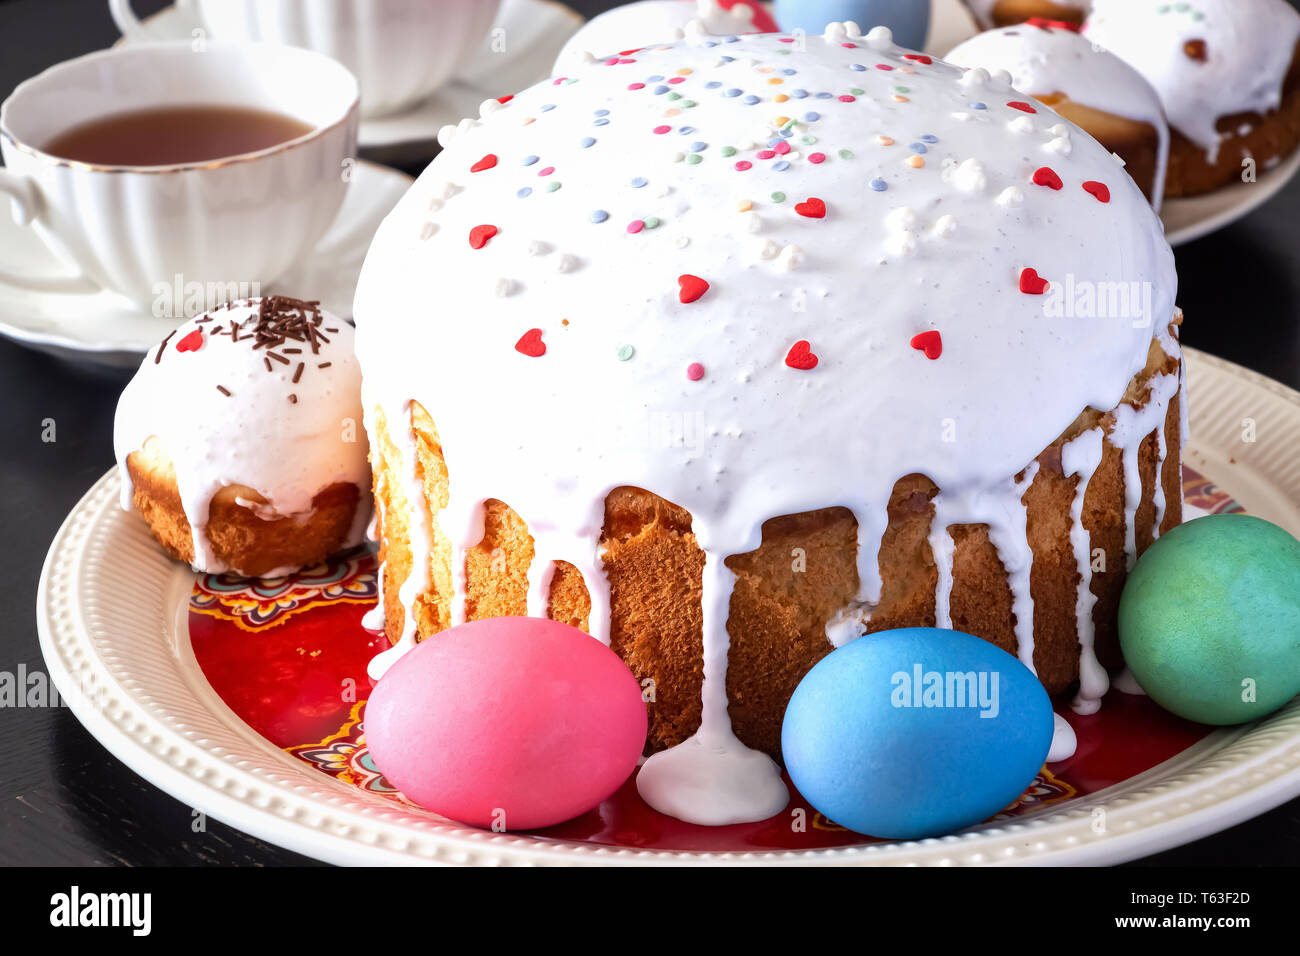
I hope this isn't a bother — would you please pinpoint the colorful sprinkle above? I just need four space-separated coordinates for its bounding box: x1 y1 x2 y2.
735 160 753 171
1007 101 1037 114
678 274 709 303
910 330 943 360
869 178 888 192
784 340 818 370
580 136 596 148
176 329 203 353
1032 166 1064 190
515 328 546 357
591 209 609 223
630 176 648 187
795 197 826 218
771 191 786 203
1019 267 1050 295
522 155 539 166
1082 180 1112 203
653 125 672 134
617 344 635 361
686 362 705 381
469 224 498 249
470 154 498 173
809 153 826 164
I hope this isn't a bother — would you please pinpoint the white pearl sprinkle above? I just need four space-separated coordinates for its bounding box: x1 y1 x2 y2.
996 186 1025 207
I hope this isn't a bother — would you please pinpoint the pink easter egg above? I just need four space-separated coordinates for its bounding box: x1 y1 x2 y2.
364 617 647 830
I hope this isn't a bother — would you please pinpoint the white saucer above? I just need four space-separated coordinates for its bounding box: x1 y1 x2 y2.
926 0 1300 247
0 160 412 369
118 0 583 149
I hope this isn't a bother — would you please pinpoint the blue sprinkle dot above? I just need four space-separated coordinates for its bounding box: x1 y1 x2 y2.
594 109 610 116
540 104 556 112
921 134 938 143
970 101 987 110
779 128 794 138
909 142 927 154
781 68 797 75
815 91 833 99
591 209 609 223
517 187 533 198
654 85 669 94
804 111 821 122
725 88 743 97
690 141 707 152
703 40 718 47
593 118 610 126
790 89 809 98
850 63 866 71
522 154 539 166
679 126 695 134
743 94 760 105
774 160 790 171
580 137 596 148
630 176 647 188
705 80 722 89
720 55 735 62
724 35 739 43
869 178 888 192
647 75 664 82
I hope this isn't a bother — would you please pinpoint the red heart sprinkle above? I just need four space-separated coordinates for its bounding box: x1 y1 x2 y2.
1019 267 1050 295
794 197 826 219
496 95 514 104
514 328 546 357
175 329 203 353
1082 180 1111 203
678 274 709 303
902 54 933 64
1032 166 1063 190
470 154 498 173
469 224 498 249
1007 101 1037 114
910 330 943 360
784 340 819 370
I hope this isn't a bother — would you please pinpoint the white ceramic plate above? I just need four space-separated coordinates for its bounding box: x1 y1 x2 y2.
115 0 584 149
925 0 1300 247
36 348 1300 865
0 160 411 369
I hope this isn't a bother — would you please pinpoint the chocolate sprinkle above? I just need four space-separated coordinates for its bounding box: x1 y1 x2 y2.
216 385 231 396
155 330 176 364
292 362 304 384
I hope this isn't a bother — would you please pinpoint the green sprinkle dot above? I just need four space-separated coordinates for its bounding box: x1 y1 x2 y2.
849 88 865 96
617 344 635 361
685 153 702 165
894 86 910 94
778 48 791 55
666 92 682 101
802 135 817 145
682 100 697 108
770 191 786 203
547 181 561 192
720 145 737 157
643 217 660 229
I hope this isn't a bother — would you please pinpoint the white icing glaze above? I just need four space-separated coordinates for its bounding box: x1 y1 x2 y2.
1061 427 1108 714
114 299 370 576
353 24 1177 825
1086 0 1300 163
553 0 765 77
964 0 1090 32
946 21 1170 208
1047 711 1078 762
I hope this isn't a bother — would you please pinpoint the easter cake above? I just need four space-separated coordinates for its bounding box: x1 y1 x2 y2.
946 19 1170 207
353 22 1183 824
1084 0 1300 198
961 0 1090 31
115 296 371 578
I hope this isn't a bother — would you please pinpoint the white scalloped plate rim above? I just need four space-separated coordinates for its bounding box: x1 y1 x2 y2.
36 347 1300 866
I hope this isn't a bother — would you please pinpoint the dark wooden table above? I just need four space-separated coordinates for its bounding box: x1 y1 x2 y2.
1 0 1297 866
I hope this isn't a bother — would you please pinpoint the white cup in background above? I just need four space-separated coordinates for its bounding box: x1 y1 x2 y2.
110 0 502 118
0 41 359 312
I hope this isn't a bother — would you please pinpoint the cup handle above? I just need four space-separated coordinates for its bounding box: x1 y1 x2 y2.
108 0 161 43
0 169 99 294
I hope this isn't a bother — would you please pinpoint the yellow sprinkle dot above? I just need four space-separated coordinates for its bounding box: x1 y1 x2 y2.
774 115 790 126
522 117 535 125
877 135 895 146
901 66 916 75
774 94 789 103
906 155 925 168
664 108 681 116
676 68 693 76
768 77 784 85
738 200 753 212
893 95 910 103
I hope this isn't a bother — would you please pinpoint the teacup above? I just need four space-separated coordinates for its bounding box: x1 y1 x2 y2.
110 0 502 118
0 41 358 313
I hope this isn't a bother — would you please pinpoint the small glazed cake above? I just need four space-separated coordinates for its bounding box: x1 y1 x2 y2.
354 22 1182 825
115 296 370 578
947 19 1170 207
962 0 1089 31
1085 0 1300 197
553 0 778 76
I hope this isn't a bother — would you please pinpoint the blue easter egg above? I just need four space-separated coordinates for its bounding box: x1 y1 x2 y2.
773 0 931 51
782 627 1053 839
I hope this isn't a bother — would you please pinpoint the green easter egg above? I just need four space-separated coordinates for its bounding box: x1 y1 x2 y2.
1119 515 1300 725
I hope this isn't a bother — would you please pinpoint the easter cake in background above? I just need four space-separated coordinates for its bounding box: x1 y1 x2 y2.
960 0 1090 31
353 21 1183 825
115 296 371 578
946 19 1170 207
1084 0 1300 198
